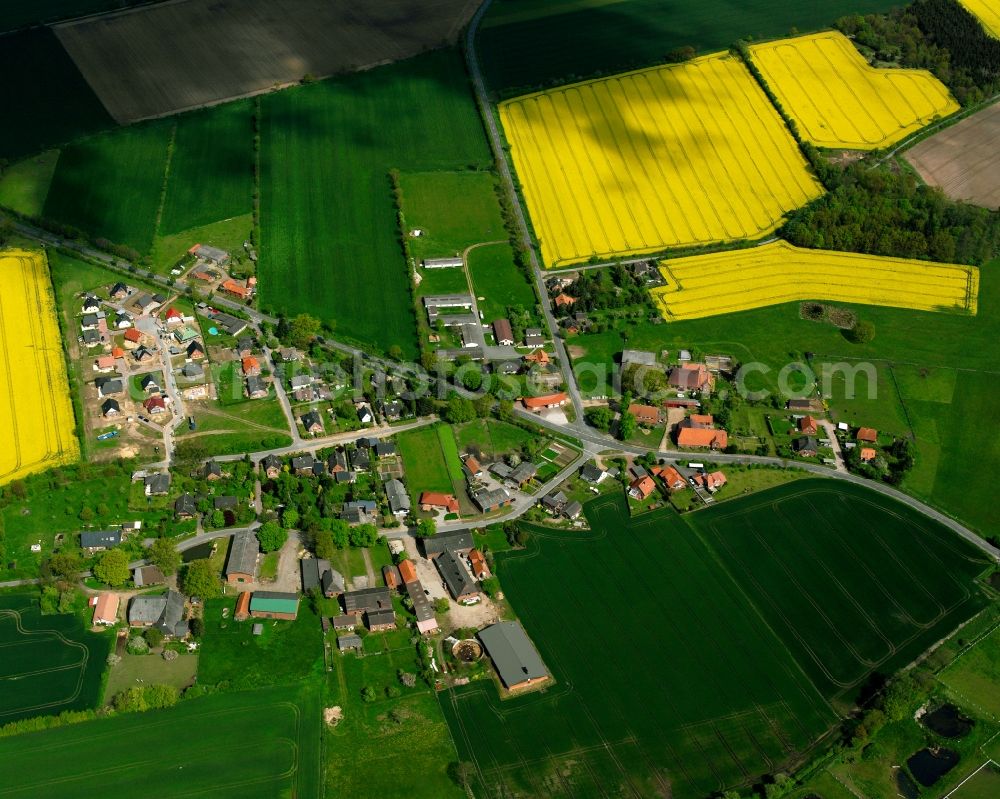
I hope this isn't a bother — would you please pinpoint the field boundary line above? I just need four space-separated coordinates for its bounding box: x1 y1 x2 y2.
941 758 998 798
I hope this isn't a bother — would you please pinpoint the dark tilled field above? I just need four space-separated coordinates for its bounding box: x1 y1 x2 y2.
55 0 480 122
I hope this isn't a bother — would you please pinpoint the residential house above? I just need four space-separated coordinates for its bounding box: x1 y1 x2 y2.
335 470 357 485
382 564 401 590
419 492 460 514
133 565 165 588
524 328 544 348
139 374 160 394
143 395 167 415
507 462 537 488
564 501 583 519
186 340 205 360
123 328 142 348
554 293 575 308
580 463 607 484
225 531 259 584
213 495 238 511
332 615 357 632
478 621 549 692
327 450 348 473
628 403 662 427
421 529 473 558
221 279 252 300
113 311 132 329
492 319 514 346
677 427 728 449
132 345 154 364
521 392 568 411
462 455 484 481
436 550 479 602
668 363 713 392
289 374 313 391
101 398 121 418
541 491 567 513
338 634 363 652
278 348 300 362
384 478 410 516
798 415 819 435
80 530 122 553
629 475 656 500
860 447 877 462
164 308 182 326
356 404 374 425
260 454 282 479
110 282 129 300
373 441 396 458
792 437 819 457
95 377 123 398
694 471 727 492
144 473 170 496
93 355 116 373
291 455 315 475
174 493 197 519
241 356 261 377
245 375 267 398
342 500 377 525
365 609 396 632
301 410 323 435
236 337 255 357
342 587 393 617
469 548 489 579
249 591 299 620
128 589 187 637
91 593 119 625
80 313 99 331
189 243 230 265
523 348 550 366
81 329 101 347
349 448 370 471
182 362 204 380
857 427 878 443
655 465 686 492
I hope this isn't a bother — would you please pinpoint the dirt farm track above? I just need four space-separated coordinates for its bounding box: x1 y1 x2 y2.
55 0 481 122
905 101 1000 209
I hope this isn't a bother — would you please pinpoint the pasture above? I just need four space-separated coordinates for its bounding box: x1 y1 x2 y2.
259 50 491 358
397 424 465 500
0 28 114 161
467 242 538 323
0 683 322 798
0 150 59 217
906 101 1000 208
961 0 1000 37
54 0 479 122
939 626 1000 719
158 101 254 235
476 0 899 95
0 251 80 486
750 32 958 150
499 53 821 267
43 121 172 253
651 240 979 320
442 482 989 797
0 595 110 724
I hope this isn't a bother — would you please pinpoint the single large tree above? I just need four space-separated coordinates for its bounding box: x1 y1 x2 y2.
146 537 181 576
94 548 130 587
257 521 288 553
180 559 222 599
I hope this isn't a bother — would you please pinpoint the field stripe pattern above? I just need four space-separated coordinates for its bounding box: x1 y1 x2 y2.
750 31 959 150
650 240 979 320
499 53 822 267
0 251 79 485
960 0 1000 37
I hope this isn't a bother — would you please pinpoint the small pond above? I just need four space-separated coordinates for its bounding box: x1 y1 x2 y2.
906 747 960 787
922 703 974 739
895 768 919 799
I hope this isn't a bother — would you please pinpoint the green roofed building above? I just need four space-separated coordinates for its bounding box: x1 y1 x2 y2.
478 621 549 692
249 591 299 621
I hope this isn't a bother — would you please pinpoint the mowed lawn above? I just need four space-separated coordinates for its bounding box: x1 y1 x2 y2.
467 241 537 323
158 100 254 235
43 120 172 253
397 424 465 501
443 482 990 798
259 50 492 358
0 683 322 798
0 28 113 160
0 596 111 724
570 258 1000 536
477 0 899 94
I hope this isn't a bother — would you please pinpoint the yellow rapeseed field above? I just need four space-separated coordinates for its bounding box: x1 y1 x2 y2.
0 250 79 484
750 31 959 150
960 0 1000 38
499 53 822 268
651 240 979 321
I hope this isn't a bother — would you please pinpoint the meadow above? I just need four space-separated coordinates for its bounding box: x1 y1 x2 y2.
652 240 979 320
499 53 822 267
0 251 80 486
452 419 534 459
961 0 1000 37
443 482 990 798
0 150 59 217
0 595 110 724
0 683 321 798
467 242 538 323
43 121 172 253
750 32 959 150
158 101 254 235
476 0 899 94
397 424 466 502
0 28 113 161
939 625 1000 718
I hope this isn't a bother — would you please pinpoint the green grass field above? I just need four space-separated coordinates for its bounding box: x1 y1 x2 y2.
467 242 538 324
43 120 172 253
453 419 533 459
158 101 254 235
102 652 199 705
477 0 899 95
151 213 253 273
397 424 465 501
939 627 1000 719
442 481 990 798
0 150 59 216
198 597 324 690
570 259 1000 536
0 595 111 724
946 762 1000 799
0 28 114 160
0 682 322 798
259 50 492 357
401 170 507 262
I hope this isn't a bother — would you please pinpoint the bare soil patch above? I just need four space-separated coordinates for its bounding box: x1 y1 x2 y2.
56 0 480 122
905 102 1000 209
